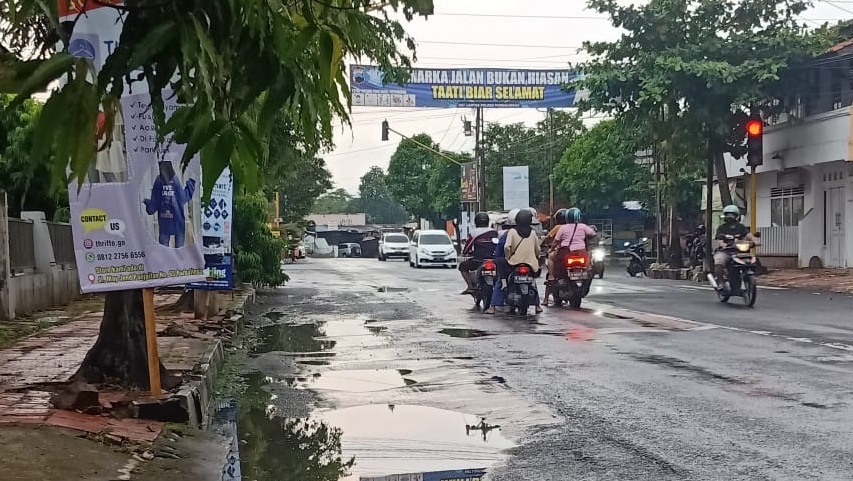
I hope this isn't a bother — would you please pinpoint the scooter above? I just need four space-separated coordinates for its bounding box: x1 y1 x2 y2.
470 258 497 311
686 226 706 267
590 241 607 279
707 232 761 307
624 238 648 277
553 251 593 308
504 263 538 315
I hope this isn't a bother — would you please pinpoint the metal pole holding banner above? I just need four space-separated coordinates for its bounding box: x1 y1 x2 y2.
142 288 162 397
475 107 485 212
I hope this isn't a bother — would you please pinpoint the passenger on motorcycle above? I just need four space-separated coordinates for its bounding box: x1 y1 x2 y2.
541 208 569 306
486 209 518 314
552 207 597 279
503 208 543 314
713 205 756 287
459 212 499 295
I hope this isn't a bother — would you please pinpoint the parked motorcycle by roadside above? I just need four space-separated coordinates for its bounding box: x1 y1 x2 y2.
686 225 706 267
624 238 648 277
707 232 761 307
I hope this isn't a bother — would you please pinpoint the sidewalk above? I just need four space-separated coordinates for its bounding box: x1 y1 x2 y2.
0 289 252 443
760 268 853 293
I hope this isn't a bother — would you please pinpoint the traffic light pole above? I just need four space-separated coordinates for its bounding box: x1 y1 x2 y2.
382 121 465 166
750 166 757 233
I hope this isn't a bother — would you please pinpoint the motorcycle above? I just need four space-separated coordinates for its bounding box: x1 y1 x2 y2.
504 263 538 315
707 232 761 307
469 258 497 312
590 241 607 279
553 250 593 308
624 238 648 277
686 226 706 267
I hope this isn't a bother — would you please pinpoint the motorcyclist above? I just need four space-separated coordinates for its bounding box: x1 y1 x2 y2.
485 209 518 314
459 212 499 295
552 207 597 280
713 205 756 288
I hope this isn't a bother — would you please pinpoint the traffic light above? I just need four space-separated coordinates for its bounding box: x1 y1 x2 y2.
746 118 763 167
381 119 389 141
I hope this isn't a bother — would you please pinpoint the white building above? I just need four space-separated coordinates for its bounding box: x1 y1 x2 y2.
726 38 853 268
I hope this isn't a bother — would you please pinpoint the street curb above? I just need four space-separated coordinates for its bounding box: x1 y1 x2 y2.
171 290 253 428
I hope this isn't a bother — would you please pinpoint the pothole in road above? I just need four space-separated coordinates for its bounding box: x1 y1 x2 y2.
253 318 388 355
376 286 410 293
322 404 514 480
281 369 417 393
633 354 746 385
439 328 492 338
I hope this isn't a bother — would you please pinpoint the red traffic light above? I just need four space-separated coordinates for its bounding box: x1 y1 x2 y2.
746 119 763 137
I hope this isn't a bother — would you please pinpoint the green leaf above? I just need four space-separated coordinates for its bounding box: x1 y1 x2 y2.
10 53 75 104
127 22 178 71
200 125 236 203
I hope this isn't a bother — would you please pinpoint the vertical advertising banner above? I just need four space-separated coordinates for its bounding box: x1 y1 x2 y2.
61 1 206 293
502 166 530 211
189 168 234 290
460 162 479 202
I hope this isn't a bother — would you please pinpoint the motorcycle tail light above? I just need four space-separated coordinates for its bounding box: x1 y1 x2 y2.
566 256 586 267
516 266 530 275
483 260 496 270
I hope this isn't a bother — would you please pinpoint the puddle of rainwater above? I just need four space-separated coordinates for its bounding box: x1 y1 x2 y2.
253 322 337 354
264 311 285 321
439 328 492 338
230 370 511 481
285 369 414 393
365 325 388 335
322 404 514 480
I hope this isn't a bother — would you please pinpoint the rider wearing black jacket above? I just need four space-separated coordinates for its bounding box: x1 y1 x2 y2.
459 212 498 295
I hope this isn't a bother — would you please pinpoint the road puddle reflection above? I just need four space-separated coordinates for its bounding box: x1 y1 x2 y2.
438 328 492 338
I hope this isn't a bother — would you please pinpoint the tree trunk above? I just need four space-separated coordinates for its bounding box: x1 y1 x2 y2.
712 142 733 207
668 205 684 268
155 289 194 314
73 289 177 390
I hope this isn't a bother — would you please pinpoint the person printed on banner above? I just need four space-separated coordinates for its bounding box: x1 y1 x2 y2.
143 160 197 248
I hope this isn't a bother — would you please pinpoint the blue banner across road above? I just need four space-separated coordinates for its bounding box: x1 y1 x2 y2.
350 64 579 108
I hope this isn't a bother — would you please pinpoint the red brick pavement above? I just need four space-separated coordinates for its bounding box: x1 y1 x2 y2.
0 292 217 443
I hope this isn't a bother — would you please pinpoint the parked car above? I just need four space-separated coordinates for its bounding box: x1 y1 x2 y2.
409 230 457 268
378 232 410 261
338 243 362 258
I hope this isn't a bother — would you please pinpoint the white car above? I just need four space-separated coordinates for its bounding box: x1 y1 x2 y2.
378 232 410 261
409 230 457 268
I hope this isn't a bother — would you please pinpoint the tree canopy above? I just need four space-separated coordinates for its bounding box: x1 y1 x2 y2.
312 188 354 215
2 0 434 198
480 110 584 211
354 166 408 224
386 133 462 223
576 0 834 205
555 119 651 212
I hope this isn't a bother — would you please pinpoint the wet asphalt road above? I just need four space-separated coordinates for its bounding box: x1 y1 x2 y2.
241 257 853 481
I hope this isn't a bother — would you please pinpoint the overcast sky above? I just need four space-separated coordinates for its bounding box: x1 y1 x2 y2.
323 0 852 194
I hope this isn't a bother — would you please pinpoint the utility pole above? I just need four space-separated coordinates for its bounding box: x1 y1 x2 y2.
474 107 485 212
654 145 662 265
705 135 714 274
547 108 554 217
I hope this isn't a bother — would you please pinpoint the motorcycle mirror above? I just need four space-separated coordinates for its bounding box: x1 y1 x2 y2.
753 231 762 238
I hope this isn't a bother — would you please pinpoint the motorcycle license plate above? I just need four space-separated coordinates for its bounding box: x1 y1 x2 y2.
482 270 496 277
569 270 587 280
514 276 533 283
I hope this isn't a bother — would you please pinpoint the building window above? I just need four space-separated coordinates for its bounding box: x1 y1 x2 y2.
770 186 804 227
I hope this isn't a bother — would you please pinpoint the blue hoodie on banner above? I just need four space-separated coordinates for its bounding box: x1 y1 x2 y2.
144 161 196 248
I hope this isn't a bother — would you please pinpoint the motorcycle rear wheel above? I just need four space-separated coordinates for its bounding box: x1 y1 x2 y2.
743 276 757 307
569 295 582 308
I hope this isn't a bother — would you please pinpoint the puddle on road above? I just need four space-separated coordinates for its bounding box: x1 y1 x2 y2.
253 317 388 355
283 369 415 393
439 328 492 338
376 286 410 293
229 371 512 481
323 404 514 480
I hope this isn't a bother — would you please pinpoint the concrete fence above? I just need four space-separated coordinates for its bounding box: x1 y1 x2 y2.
1 191 80 320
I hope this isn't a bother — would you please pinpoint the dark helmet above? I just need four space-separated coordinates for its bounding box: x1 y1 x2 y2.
566 207 582 223
515 209 534 226
554 208 569 225
474 212 489 228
